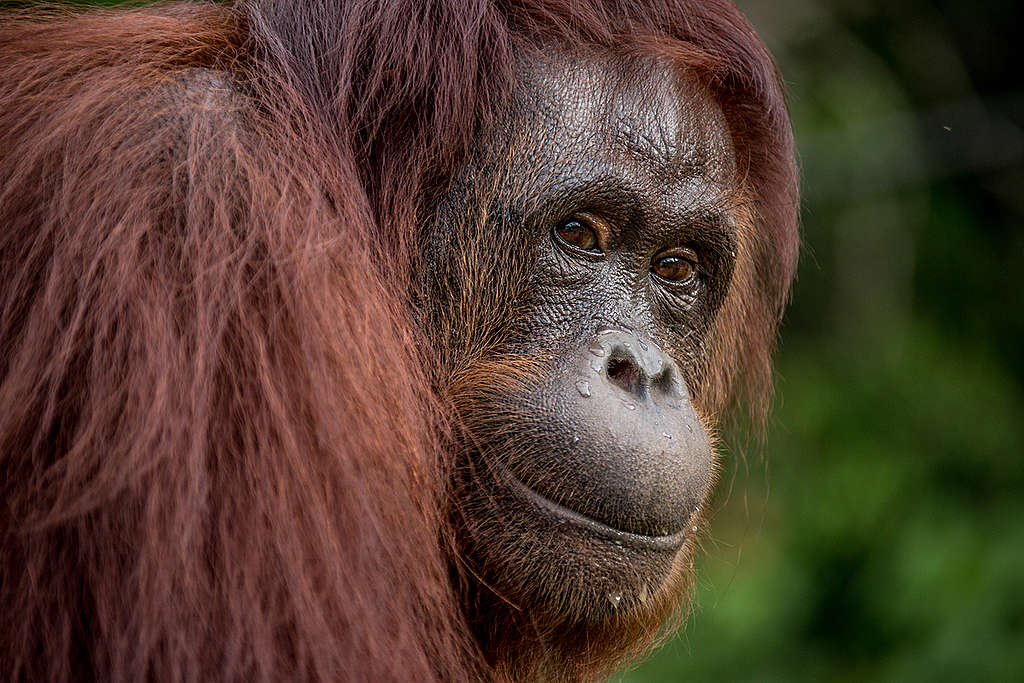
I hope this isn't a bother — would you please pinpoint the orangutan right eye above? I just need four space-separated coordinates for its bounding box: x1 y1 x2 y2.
554 218 602 254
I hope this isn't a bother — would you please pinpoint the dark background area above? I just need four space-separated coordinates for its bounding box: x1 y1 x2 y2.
631 0 1024 680
11 1 1022 680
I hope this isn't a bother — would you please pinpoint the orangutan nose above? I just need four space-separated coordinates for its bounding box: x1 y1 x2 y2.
597 331 686 408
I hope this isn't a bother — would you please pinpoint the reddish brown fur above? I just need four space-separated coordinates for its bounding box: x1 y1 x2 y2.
0 2 797 681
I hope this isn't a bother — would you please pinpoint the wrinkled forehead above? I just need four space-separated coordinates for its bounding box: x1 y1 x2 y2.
507 49 736 182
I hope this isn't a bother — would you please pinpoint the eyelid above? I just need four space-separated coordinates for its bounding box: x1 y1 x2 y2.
651 247 700 286
658 246 699 264
572 211 612 253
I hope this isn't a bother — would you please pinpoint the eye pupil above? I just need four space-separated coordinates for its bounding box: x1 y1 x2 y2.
555 220 599 252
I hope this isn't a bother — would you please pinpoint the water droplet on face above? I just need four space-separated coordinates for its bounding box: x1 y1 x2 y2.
621 400 636 410
692 525 698 533
572 434 580 444
608 593 623 608
590 359 602 373
575 381 592 398
662 432 673 440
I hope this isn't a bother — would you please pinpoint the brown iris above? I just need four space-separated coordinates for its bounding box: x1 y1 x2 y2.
554 217 601 253
652 247 698 284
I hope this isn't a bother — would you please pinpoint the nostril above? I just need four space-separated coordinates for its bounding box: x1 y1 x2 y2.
650 365 683 400
606 354 646 398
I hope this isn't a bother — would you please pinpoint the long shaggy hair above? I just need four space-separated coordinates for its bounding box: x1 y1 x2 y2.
0 1 797 681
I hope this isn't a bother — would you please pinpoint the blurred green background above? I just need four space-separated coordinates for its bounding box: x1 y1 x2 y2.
631 1 1024 681
15 1 1022 680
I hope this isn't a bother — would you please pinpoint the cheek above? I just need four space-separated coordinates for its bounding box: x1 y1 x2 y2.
419 210 542 367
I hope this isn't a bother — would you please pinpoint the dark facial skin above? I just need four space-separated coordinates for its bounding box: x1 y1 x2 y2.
424 49 742 623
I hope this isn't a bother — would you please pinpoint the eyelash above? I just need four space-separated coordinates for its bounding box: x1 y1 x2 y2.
552 217 602 255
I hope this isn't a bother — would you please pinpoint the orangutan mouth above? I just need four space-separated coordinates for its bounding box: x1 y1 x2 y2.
497 465 690 552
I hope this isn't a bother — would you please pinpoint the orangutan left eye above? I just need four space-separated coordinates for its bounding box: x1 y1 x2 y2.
651 248 699 284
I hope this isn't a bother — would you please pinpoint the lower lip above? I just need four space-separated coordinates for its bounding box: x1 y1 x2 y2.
497 466 689 552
